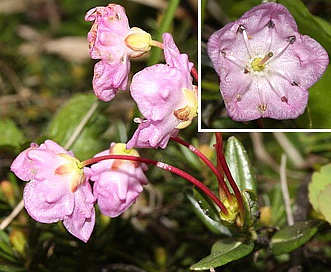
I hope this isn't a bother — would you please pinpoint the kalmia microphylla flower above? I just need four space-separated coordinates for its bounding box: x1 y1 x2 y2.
85 4 153 102
207 2 329 121
89 143 148 217
127 33 198 149
10 140 95 243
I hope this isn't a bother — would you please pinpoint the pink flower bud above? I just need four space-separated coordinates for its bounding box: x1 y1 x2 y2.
90 143 148 217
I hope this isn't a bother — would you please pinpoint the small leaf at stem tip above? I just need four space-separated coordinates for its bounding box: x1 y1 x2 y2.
225 136 257 193
270 220 322 255
190 238 254 270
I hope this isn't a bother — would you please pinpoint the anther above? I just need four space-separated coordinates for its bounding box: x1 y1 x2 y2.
267 20 275 28
221 50 226 57
291 81 300 87
281 96 288 103
236 94 242 101
244 68 249 74
237 24 254 57
258 104 267 112
287 36 296 44
237 25 246 33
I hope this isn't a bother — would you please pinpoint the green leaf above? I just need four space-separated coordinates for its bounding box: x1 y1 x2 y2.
225 136 257 193
270 220 322 255
190 238 254 270
0 119 26 149
242 189 259 231
0 265 26 272
46 93 109 159
187 188 232 236
317 184 331 224
0 231 17 262
308 163 331 213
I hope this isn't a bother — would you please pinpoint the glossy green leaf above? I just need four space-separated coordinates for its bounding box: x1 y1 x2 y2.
0 119 26 149
225 136 257 193
317 184 331 224
187 188 232 236
308 163 331 213
190 238 254 270
270 220 322 255
46 93 109 159
242 189 259 231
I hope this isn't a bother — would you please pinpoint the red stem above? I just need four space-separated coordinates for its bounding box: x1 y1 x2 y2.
191 67 198 83
170 137 232 201
82 155 228 215
215 133 245 220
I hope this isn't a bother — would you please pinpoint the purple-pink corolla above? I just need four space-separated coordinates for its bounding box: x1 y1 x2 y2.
10 140 95 243
127 33 198 149
85 3 153 101
207 2 329 121
89 143 148 217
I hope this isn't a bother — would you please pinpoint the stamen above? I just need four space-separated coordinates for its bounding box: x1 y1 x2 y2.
237 24 254 58
265 74 285 99
272 35 296 61
258 52 273 66
234 79 252 101
272 70 302 89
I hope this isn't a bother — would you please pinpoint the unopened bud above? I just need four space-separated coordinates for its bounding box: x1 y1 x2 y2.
125 27 152 57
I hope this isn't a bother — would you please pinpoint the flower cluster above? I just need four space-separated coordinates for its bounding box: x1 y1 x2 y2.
11 140 148 242
207 2 329 121
10 3 198 242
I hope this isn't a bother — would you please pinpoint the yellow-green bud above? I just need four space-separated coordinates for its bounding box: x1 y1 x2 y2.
125 27 152 57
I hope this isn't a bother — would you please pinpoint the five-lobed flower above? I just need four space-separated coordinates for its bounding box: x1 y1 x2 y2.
85 4 152 102
207 2 329 121
127 33 198 149
10 140 95 243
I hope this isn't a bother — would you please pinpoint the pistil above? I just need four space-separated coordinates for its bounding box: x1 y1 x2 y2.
259 52 273 66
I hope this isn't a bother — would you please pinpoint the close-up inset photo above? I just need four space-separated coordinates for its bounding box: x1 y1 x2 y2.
200 0 330 130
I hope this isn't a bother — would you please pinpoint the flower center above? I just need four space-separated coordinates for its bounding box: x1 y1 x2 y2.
55 154 85 192
174 86 198 129
251 52 273 72
251 58 264 72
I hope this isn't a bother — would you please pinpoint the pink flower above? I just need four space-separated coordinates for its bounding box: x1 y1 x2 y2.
127 33 198 149
85 4 152 101
207 3 329 121
10 140 95 243
89 143 148 217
